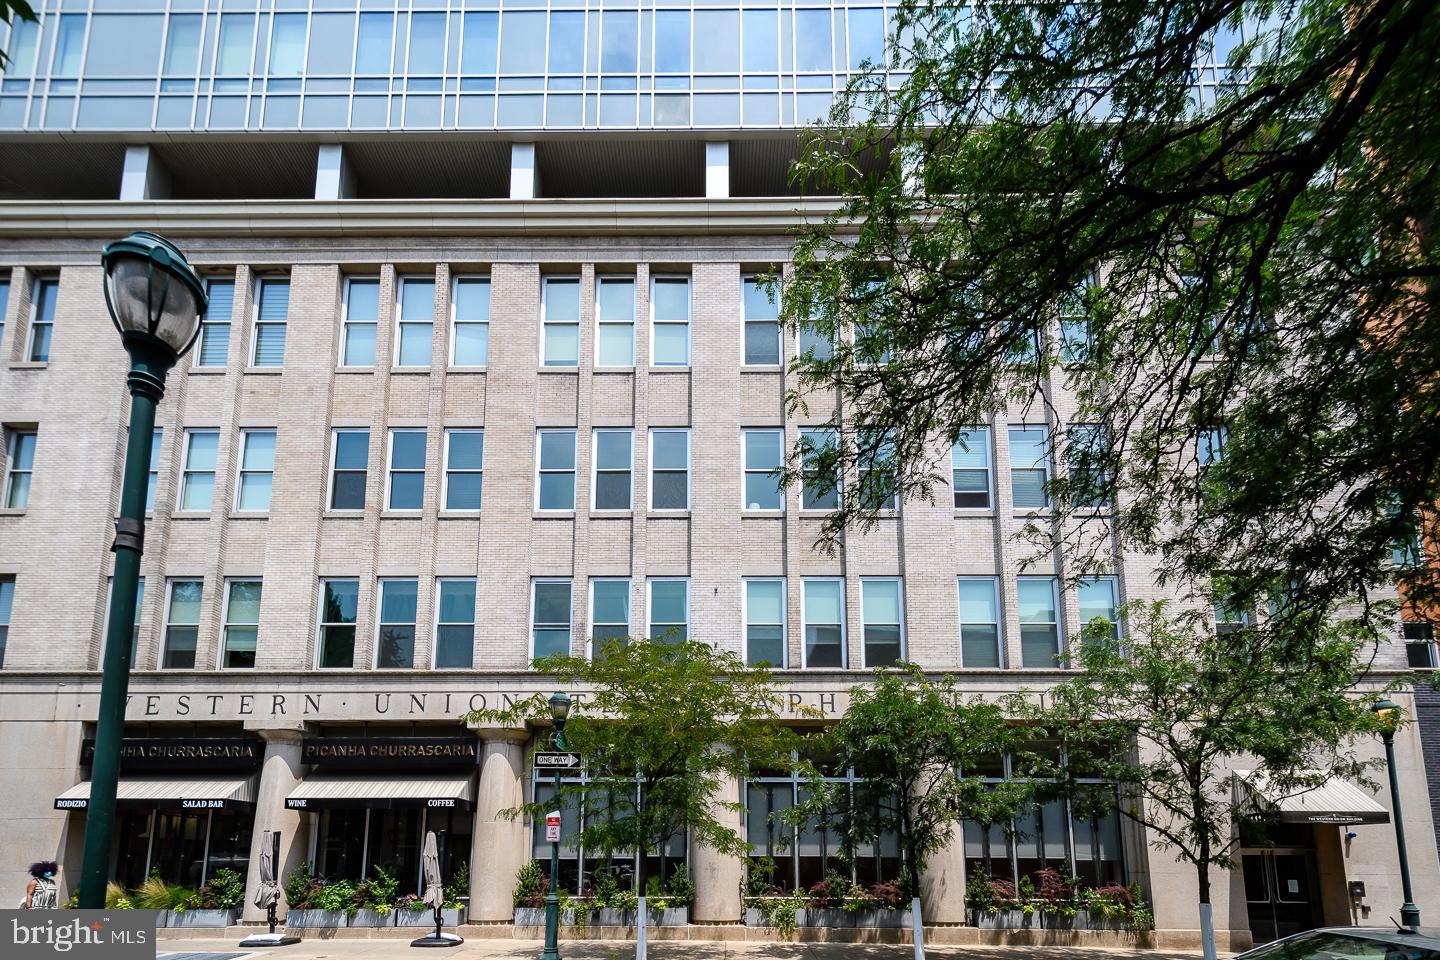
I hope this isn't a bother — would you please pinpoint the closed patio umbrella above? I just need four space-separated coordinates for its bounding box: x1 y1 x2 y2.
410 830 462 948
238 830 300 947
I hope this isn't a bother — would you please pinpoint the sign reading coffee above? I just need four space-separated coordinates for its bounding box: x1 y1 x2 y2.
79 737 263 772
301 736 478 769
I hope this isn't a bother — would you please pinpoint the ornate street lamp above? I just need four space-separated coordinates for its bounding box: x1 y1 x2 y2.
76 232 207 909
541 691 572 960
1372 698 1421 928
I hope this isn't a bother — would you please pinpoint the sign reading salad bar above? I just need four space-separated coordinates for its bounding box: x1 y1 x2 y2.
302 736 478 769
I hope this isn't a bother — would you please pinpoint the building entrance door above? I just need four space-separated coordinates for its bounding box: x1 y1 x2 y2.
1242 846 1322 945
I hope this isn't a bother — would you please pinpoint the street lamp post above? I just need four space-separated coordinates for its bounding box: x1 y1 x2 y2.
76 232 207 909
1372 698 1421 928
541 692 571 960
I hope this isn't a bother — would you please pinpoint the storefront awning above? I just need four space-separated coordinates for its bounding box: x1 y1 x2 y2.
285 774 475 811
55 776 257 811
1233 769 1390 826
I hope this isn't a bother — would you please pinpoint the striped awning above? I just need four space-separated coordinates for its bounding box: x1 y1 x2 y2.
55 776 257 811
1233 769 1390 826
285 774 475 811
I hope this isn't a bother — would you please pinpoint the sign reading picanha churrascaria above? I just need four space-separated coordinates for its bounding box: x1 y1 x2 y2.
301 736 478 769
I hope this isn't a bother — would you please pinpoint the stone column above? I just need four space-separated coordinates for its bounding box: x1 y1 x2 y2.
691 772 745 923
241 725 309 923
919 823 968 924
468 725 530 923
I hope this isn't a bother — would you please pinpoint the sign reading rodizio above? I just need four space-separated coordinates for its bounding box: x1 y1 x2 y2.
301 736 478 769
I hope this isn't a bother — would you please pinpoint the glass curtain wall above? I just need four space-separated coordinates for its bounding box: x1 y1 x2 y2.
112 807 253 890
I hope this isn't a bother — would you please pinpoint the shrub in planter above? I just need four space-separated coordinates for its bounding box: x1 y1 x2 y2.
512 860 545 909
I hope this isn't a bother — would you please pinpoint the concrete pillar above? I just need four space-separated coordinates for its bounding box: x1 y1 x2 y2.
240 725 308 923
704 142 730 199
468 725 530 922
691 772 744 923
119 145 171 200
919 822 967 923
509 143 540 200
314 144 357 200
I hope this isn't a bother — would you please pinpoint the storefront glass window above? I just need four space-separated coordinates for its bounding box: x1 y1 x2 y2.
312 806 471 896
112 807 253 890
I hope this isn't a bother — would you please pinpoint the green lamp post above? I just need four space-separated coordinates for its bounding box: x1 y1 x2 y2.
541 691 571 960
1372 697 1421 929
76 232 207 909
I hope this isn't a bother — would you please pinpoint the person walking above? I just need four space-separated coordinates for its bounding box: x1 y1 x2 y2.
24 861 59 909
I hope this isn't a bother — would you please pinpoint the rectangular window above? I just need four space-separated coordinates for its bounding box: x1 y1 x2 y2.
329 429 370 511
317 578 359 668
590 578 631 657
1404 622 1437 670
0 278 9 347
651 276 691 366
1076 577 1119 646
742 429 784 511
5 429 36 509
648 578 689 642
1017 577 1061 668
0 577 12 669
141 428 162 512
958 577 1002 667
952 428 992 508
1213 594 1253 636
1198 427 1228 467
1058 287 1092 365
28 276 57 362
532 579 573 660
861 578 904 667
451 276 490 366
536 430 576 511
592 429 633 511
435 579 476 668
341 277 379 367
376 578 418 668
1008 427 1051 510
180 429 219 512
396 276 435 367
443 429 483 510
542 277 580 367
216 14 255 74
103 577 144 665
743 276 781 365
798 320 835 362
221 580 261 669
596 276 636 367
802 578 845 668
198 279 234 367
1066 425 1110 510
386 429 426 511
857 430 898 510
744 578 786 667
235 429 275 512
649 428 691 511
52 16 85 76
252 278 289 366
162 579 203 669
800 427 840 510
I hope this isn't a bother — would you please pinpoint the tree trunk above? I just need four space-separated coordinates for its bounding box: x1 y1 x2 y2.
1196 863 1217 960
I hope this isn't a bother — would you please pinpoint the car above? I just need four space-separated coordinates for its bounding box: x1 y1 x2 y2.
1236 927 1440 959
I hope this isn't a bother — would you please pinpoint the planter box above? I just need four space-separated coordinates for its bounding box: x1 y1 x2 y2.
166 909 239 928
513 907 569 926
348 908 391 927
744 906 911 928
588 907 688 927
967 908 1037 929
851 908 911 928
395 907 465 927
285 909 348 927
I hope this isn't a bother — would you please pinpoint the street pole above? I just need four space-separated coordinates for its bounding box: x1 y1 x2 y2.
540 703 568 960
1382 727 1422 927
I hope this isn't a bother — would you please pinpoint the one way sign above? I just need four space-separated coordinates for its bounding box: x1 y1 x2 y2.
534 751 582 770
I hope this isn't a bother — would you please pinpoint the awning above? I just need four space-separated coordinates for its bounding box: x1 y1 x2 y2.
1233 769 1390 826
285 774 475 812
55 776 257 811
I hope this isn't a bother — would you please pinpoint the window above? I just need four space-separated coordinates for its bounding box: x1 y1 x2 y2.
104 577 145 664
536 430 577 511
1405 622 1437 670
745 579 786 667
435 579 475 668
329 429 369 511
252 278 289 367
216 14 255 74
1076 577 1119 646
198 279 235 367
958 577 1002 667
743 276 781 365
798 320 834 361
0 577 11 669
952 428 992 509
28 276 57 362
162 579 203 669
1067 425 1110 510
4 429 36 509
592 429 632 511
742 429 784 511
1017 578 1061 668
221 580 261 669
853 279 891 365
596 276 635 367
386 429 426 511
648 429 690 511
802 579 845 667
1058 286 1092 365
590 578 630 657
799 427 839 510
542 277 580 367
317 578 359 668
1213 590 1253 636
144 428 163 512
451 276 490 366
235 429 275 512
857 430 898 510
376 578 418 668
648 578 689 642
532 579 573 660
861 578 904 666
443 430 483 510
1008 427 1051 510
341 277 379 367
651 276 691 366
396 276 434 367
1198 427 1228 467
179 429 218 512
0 277 9 347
